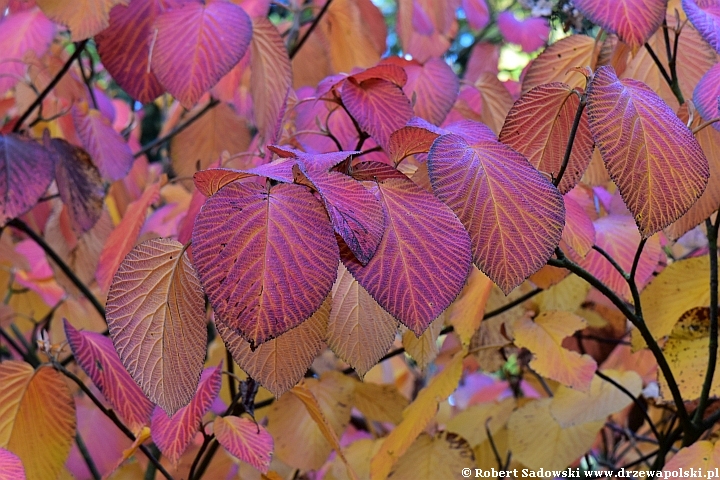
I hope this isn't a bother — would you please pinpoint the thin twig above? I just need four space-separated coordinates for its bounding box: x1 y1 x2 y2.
288 0 334 59
643 42 673 88
595 370 662 441
75 432 101 480
592 245 628 278
554 92 586 188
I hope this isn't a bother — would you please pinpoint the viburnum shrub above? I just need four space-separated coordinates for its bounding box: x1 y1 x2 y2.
3 0 720 478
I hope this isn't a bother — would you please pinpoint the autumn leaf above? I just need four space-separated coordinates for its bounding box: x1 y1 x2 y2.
401 314 444 370
73 106 134 182
36 0 127 41
522 35 596 94
573 0 666 47
446 398 515 447
0 448 25 480
388 432 474 480
684 0 720 53
665 440 720 471
353 382 409 425
214 415 274 473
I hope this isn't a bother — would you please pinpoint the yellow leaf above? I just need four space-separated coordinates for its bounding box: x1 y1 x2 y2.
0 362 76 480
36 0 128 41
387 432 474 480
402 314 444 370
370 350 465 480
325 439 383 480
445 398 515 447
658 307 720 401
664 440 720 471
512 311 597 391
328 264 399 377
633 255 714 350
446 266 493 346
550 369 642 427
533 273 589 313
353 382 408 425
508 398 603 470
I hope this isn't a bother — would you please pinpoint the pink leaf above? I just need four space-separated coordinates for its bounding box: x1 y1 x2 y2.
249 16 291 144
497 12 549 52
343 162 472 335
0 448 25 480
193 168 254 197
341 77 413 151
0 8 55 96
586 66 709 237
694 62 720 131
462 0 489 30
64 320 154 431
562 193 596 258
683 0 720 53
96 181 160 292
96 0 170 103
428 134 565 293
0 134 55 226
400 57 459 126
464 42 499 82
297 166 385 265
192 182 339 347
151 0 252 108
214 415 274 473
573 0 666 47
151 365 222 464
73 107 134 182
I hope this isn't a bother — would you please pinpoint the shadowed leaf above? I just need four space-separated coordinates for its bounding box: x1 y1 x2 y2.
64 320 154 431
562 193 595 257
446 266 494 346
462 0 489 30
73 106 134 182
402 314 444 370
353 383 408 424
684 0 720 53
428 134 565 293
107 238 207 415
388 126 439 165
214 415 274 473
694 62 720 132
586 66 709 237
664 441 720 471
573 0 665 47
388 432 474 480
36 0 127 40
193 168 253 197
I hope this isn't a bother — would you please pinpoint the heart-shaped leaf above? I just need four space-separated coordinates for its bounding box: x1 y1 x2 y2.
214 416 274 473
572 0 666 47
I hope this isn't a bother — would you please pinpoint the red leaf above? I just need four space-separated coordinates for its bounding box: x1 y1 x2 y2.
96 181 160 292
151 0 252 108
388 126 440 165
499 82 594 194
0 8 55 96
214 415 274 473
694 62 720 131
250 16 291 144
395 57 459 125
96 0 170 103
497 12 549 52
443 119 497 144
428 134 565 293
0 134 55 226
298 165 385 265
151 365 222 464
572 0 665 47
586 66 709 237
193 168 253 197
0 448 25 480
683 0 720 53
341 162 472 335
396 0 456 63
462 0 489 30
341 77 413 151
48 138 104 234
521 35 596 94
73 106 134 181
64 320 154 431
563 193 595 258
192 182 339 347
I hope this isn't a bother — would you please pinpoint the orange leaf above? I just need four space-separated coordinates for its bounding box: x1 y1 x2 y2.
522 35 596 94
36 0 127 40
446 266 493 347
214 416 273 473
665 441 720 471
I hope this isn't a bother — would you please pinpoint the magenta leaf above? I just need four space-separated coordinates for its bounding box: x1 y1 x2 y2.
214 415 274 473
586 66 709 237
428 134 565 293
192 182 339 347
193 168 254 197
390 57 459 125
388 126 440 165
341 77 413 151
694 62 720 131
63 320 154 431
572 0 665 47
683 0 720 53
0 448 25 480
462 0 490 30
562 193 596 258
342 162 472 335
0 134 55 226
267 146 359 172
298 165 385 265
497 12 549 52
151 0 252 108
47 138 104 234
151 365 222 464
73 106 134 182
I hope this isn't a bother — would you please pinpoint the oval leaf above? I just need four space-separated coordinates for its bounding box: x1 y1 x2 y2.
151 0 252 108
428 134 565 294
684 0 720 53
73 106 134 182
341 162 472 335
193 182 339 347
107 238 207 415
214 416 274 473
522 35 596 94
573 0 666 47
401 57 459 125
36 0 125 40
64 320 154 431
586 66 709 237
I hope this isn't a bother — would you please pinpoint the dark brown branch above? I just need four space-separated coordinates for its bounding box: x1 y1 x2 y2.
288 0 334 60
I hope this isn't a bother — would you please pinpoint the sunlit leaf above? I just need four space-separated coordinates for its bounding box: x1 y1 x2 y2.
428 134 565 293
328 264 398 377
684 0 720 53
36 0 126 40
522 35 596 94
64 320 154 431
446 398 515 447
462 0 489 30
388 126 439 166
214 415 274 473
193 168 253 197
107 238 207 415
73 106 134 182
388 432 474 480
0 134 55 226
472 73 514 134
217 297 330 397
512 311 597 390
0 448 25 480
664 440 720 471
151 0 252 108
497 11 549 52
192 181 339 347
573 0 666 47
446 266 493 346
500 82 594 194
151 365 222 464
694 62 720 132
396 0 457 63
96 180 160 292
343 162 472 335
0 362 76 480
587 66 709 236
